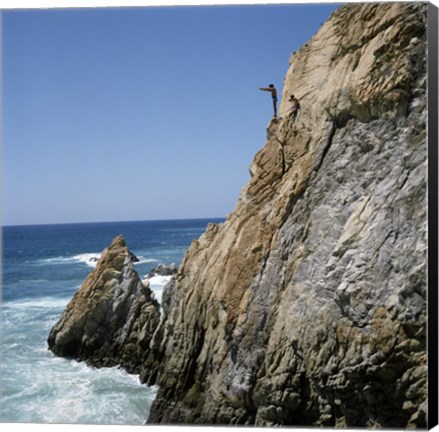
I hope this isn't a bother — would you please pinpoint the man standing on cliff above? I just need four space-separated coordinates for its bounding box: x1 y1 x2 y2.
259 84 278 118
288 94 300 123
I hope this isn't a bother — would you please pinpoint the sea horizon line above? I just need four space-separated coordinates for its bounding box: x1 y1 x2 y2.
2 216 227 229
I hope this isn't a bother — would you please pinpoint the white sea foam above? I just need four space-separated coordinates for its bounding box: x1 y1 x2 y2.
149 275 172 286
135 256 160 265
2 298 157 425
3 296 70 311
32 362 128 424
145 275 172 305
38 253 161 269
3 352 157 424
73 252 102 267
37 252 101 268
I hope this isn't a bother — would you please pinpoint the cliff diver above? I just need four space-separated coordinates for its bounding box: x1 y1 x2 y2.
259 84 278 118
288 94 300 123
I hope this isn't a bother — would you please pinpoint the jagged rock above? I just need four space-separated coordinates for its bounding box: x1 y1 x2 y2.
47 235 160 374
148 263 178 277
143 3 429 428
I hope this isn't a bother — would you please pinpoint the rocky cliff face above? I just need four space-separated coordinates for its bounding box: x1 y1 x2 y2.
48 2 430 428
48 236 160 375
144 2 429 428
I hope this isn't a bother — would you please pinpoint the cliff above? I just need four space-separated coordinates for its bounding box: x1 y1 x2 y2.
48 2 431 428
144 2 429 427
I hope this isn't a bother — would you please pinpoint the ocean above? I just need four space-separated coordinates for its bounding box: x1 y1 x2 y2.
1 218 223 425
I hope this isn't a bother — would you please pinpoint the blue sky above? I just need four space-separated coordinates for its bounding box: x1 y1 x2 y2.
2 2 341 226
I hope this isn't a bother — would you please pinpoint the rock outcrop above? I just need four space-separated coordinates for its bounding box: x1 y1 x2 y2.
48 235 160 375
142 3 429 428
148 263 178 277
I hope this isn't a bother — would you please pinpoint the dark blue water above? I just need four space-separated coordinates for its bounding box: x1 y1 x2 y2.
1 218 223 424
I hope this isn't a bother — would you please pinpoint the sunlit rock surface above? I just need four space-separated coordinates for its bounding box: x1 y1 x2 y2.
145 3 428 428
